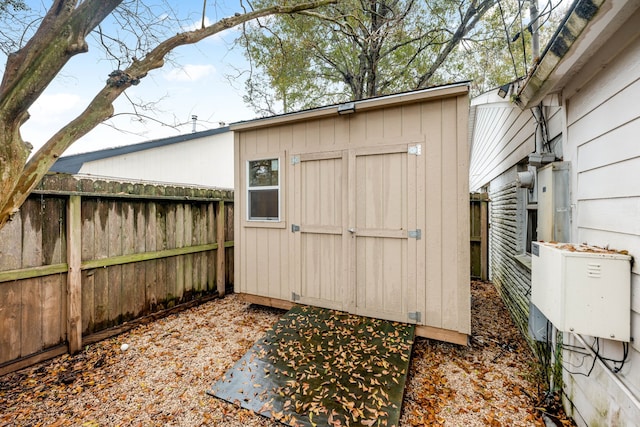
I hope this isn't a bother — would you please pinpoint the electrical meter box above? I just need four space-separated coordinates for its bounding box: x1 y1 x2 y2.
531 241 631 341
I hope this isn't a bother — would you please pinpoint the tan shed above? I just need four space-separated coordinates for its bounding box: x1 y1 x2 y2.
232 83 470 345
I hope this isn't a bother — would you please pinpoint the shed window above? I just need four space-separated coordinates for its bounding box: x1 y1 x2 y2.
247 158 280 221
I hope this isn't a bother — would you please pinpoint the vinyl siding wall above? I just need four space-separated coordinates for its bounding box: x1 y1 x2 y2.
79 132 234 188
487 170 532 337
559 23 640 427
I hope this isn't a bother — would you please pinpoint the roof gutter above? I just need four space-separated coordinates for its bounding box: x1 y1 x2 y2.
515 0 604 110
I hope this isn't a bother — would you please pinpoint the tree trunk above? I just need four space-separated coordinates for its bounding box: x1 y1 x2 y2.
0 0 337 229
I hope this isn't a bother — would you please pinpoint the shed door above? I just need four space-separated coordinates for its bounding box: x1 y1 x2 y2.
292 151 348 311
350 145 417 323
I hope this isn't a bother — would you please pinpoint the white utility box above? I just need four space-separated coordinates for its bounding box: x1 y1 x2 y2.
531 241 631 341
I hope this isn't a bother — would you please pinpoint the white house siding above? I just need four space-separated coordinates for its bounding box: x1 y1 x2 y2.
78 131 234 188
469 96 562 338
487 168 532 336
559 25 640 427
469 95 562 192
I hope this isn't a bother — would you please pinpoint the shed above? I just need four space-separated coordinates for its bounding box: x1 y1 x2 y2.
232 83 470 345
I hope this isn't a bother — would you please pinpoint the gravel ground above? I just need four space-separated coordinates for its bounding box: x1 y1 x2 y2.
1 281 559 426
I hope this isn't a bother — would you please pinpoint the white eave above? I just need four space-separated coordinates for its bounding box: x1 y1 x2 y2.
516 0 640 109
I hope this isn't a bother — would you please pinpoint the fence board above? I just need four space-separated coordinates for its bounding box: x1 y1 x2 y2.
41 273 65 347
217 201 226 296
81 199 95 333
0 175 234 372
192 204 201 292
107 200 123 329
67 195 82 353
146 203 158 311
21 199 42 268
184 204 194 295
20 200 43 356
0 211 22 269
93 199 109 330
175 204 185 300
42 197 65 265
133 202 147 316
122 203 136 322
1 282 21 360
20 278 42 356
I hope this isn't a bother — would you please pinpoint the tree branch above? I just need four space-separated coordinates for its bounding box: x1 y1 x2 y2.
0 0 337 226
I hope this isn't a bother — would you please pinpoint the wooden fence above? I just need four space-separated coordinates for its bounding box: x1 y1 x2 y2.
0 174 234 375
470 193 489 281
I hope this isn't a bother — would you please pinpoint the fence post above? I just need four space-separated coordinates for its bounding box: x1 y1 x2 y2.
216 200 226 297
67 195 82 353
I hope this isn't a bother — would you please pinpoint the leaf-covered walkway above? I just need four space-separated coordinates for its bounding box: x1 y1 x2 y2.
209 305 414 426
0 282 571 426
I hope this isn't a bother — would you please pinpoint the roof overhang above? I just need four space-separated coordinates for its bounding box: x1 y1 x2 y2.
230 82 469 132
515 0 640 109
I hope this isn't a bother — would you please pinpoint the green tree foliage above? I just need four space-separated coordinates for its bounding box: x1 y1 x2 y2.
239 0 566 114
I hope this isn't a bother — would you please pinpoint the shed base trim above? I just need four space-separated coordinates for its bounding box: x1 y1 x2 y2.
239 293 296 311
415 325 468 346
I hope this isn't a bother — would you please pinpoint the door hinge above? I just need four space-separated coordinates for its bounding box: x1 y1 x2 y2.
291 224 300 232
408 311 422 322
291 292 300 301
291 155 300 165
408 229 421 239
408 144 422 156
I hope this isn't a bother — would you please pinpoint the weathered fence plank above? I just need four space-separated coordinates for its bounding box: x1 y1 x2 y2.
67 195 82 354
217 201 226 296
175 205 185 300
107 200 123 330
122 203 136 322
0 282 21 361
133 202 147 317
184 204 194 295
165 204 177 305
20 279 43 357
81 199 96 333
0 174 234 373
155 203 167 310
41 273 64 348
146 203 158 311
93 199 110 331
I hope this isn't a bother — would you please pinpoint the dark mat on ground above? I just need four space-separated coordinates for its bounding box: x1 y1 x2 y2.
208 304 415 427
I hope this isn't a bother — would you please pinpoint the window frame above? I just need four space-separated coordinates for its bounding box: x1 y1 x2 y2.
514 164 538 270
245 156 283 224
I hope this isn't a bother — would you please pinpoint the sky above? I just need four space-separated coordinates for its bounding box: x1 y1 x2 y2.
11 1 259 156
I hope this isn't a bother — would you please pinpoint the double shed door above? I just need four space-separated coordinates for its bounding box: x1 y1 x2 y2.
291 143 421 324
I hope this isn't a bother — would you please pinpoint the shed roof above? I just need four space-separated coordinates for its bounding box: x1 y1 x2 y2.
50 126 230 174
230 82 469 131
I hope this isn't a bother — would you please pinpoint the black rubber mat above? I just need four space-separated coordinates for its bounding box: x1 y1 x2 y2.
208 304 415 427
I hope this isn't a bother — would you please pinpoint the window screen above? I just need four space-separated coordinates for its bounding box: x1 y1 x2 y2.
247 159 279 220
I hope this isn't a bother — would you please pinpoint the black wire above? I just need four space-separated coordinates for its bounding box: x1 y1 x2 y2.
517 0 528 72
497 0 520 80
560 336 629 377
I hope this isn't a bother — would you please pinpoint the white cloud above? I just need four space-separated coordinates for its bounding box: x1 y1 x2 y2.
183 16 213 32
29 92 83 120
164 64 216 82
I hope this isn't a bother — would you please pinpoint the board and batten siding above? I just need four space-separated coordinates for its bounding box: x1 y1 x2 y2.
234 86 470 343
559 26 640 426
